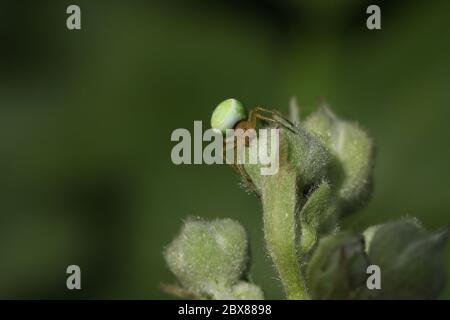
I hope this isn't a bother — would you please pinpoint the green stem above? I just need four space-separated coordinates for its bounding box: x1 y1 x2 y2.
261 168 309 300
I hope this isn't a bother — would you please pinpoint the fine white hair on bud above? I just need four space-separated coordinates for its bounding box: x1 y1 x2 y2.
304 105 375 215
163 217 263 299
363 219 450 299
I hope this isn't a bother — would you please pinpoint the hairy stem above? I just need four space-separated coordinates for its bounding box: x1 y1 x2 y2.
261 168 309 299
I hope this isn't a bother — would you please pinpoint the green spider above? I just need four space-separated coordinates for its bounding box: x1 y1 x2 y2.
210 98 296 193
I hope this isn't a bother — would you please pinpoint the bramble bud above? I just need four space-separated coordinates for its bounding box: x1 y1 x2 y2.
307 232 369 299
363 219 449 299
304 106 374 215
164 218 251 298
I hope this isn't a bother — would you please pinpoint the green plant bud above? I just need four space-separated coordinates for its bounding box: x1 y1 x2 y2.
285 127 330 188
231 281 265 300
304 106 375 215
298 180 337 256
363 219 424 260
244 126 330 193
164 218 250 297
307 232 369 299
364 219 450 299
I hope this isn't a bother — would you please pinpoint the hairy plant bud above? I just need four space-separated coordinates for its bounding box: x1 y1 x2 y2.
298 181 337 255
304 106 374 215
363 219 449 299
307 232 369 299
164 218 251 298
244 126 329 193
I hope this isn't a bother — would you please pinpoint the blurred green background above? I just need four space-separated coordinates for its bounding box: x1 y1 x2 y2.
0 0 449 299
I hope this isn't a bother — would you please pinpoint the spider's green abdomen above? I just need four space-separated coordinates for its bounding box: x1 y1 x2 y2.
211 98 247 134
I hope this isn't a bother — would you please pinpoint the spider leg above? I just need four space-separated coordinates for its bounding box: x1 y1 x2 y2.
234 163 260 196
259 108 297 132
251 107 297 133
222 139 260 196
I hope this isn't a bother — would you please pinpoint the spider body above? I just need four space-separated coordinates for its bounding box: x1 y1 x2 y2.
210 99 247 134
211 98 296 194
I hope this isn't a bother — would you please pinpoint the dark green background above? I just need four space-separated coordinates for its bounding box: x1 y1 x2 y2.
0 0 449 299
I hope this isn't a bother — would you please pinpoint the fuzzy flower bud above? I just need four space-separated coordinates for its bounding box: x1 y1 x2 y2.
304 106 374 215
164 218 261 299
307 232 369 299
363 219 449 299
